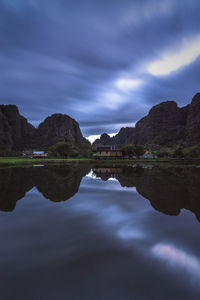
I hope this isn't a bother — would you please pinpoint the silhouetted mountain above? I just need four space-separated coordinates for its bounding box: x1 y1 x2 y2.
0 106 90 151
34 114 90 149
0 105 36 151
94 93 200 148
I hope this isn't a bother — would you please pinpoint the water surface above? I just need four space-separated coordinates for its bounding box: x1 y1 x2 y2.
0 164 200 300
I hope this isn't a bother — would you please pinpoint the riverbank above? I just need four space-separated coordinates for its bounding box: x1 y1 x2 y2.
0 157 93 167
0 157 200 167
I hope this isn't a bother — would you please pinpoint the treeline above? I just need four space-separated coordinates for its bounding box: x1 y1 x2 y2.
156 144 200 159
48 132 92 158
111 143 200 159
119 144 145 158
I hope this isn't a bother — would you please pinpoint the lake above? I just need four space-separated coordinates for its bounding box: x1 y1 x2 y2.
0 164 200 300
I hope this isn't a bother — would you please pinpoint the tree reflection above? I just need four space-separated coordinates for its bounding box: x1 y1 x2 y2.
0 165 90 211
1 164 200 222
93 165 200 221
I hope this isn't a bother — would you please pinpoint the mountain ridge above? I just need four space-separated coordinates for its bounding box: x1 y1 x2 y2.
0 106 89 151
93 93 200 148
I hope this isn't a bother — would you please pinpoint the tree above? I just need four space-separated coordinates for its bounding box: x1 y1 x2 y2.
121 144 135 158
172 147 184 158
185 144 200 158
49 141 74 158
157 151 170 158
134 145 145 158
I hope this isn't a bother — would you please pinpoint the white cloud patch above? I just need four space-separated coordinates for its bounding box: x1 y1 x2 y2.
100 91 124 110
148 35 200 76
115 78 142 92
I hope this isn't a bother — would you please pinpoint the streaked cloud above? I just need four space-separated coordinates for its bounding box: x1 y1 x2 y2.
148 35 200 76
115 78 142 92
0 0 200 136
121 0 174 27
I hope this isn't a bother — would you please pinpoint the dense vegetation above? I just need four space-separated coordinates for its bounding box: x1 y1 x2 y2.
120 144 145 158
49 132 92 158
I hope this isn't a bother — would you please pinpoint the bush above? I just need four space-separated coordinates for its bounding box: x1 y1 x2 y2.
134 145 145 158
121 144 135 158
49 142 74 158
172 147 184 158
184 145 200 158
156 151 170 158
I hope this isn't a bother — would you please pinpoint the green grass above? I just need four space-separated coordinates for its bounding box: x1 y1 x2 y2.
0 157 93 166
0 156 200 167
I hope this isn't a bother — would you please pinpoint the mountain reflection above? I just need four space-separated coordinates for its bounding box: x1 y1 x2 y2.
1 164 200 221
92 165 200 221
0 165 90 211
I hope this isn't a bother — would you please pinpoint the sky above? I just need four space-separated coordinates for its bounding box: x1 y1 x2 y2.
1 0 200 142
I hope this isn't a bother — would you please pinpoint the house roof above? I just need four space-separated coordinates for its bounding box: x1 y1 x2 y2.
33 151 45 154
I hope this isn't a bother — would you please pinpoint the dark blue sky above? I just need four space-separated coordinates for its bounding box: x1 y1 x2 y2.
1 0 200 140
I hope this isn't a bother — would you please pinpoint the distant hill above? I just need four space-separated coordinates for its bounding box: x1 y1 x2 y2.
0 106 90 151
93 93 200 148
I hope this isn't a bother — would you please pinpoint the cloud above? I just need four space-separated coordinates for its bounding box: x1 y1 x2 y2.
115 78 142 92
121 0 174 27
148 35 200 76
0 0 200 136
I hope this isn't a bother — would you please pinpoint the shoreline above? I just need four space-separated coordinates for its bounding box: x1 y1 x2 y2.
0 157 200 167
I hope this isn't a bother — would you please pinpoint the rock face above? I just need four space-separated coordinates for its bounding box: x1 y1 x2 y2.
115 127 136 145
134 101 186 146
93 93 200 147
93 128 136 146
0 105 36 151
93 133 114 146
0 107 89 151
34 113 88 149
186 93 200 145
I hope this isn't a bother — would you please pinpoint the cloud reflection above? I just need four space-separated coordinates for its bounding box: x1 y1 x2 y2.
152 243 200 279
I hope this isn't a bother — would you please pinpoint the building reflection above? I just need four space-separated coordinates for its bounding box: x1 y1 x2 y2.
1 164 200 222
92 165 200 222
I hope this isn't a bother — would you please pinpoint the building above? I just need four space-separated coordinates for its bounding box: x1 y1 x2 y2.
33 151 48 158
141 152 155 159
93 146 123 159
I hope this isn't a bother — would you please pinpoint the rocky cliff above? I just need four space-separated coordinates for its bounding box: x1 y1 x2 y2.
93 128 136 146
0 105 36 151
34 113 89 149
94 93 200 147
0 106 89 151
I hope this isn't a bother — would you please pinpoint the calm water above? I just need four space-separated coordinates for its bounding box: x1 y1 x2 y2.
0 164 200 300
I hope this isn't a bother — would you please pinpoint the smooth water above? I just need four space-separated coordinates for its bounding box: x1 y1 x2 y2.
0 164 200 300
